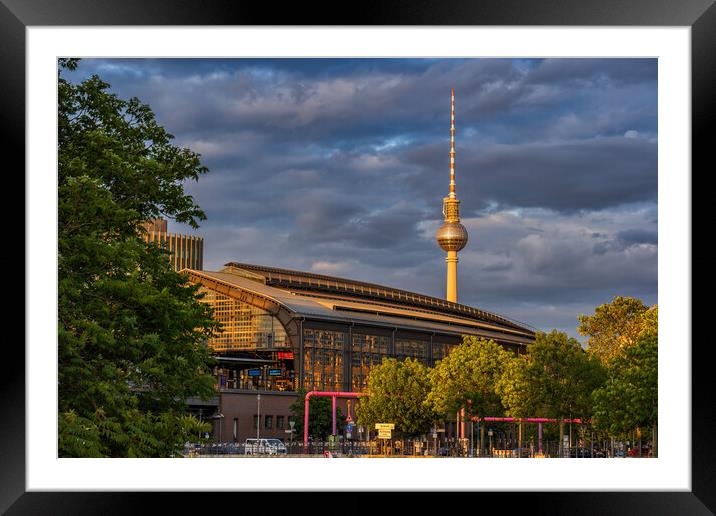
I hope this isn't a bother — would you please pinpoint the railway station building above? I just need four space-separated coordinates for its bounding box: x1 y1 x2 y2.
184 262 536 443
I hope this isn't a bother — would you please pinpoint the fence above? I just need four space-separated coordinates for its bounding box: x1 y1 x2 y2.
185 439 634 458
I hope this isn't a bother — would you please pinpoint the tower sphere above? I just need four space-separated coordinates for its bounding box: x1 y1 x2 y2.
436 221 468 252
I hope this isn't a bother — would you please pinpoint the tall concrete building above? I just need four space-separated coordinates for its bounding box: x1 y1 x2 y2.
142 218 204 271
435 89 469 303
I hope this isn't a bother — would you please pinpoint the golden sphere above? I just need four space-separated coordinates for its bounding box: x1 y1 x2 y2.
436 222 468 252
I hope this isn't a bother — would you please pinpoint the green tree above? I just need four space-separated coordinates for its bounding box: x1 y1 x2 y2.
578 296 654 365
640 304 658 339
426 336 512 420
289 389 346 441
495 357 533 417
58 59 216 457
355 358 436 438
496 330 606 421
592 335 658 437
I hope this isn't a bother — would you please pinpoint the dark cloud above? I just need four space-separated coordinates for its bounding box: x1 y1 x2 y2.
616 228 658 246
401 136 657 214
65 57 658 338
527 58 658 87
593 227 658 255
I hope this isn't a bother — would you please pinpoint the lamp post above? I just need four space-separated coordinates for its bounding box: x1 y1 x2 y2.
212 413 225 443
198 408 203 441
470 420 474 457
466 399 473 457
257 392 261 440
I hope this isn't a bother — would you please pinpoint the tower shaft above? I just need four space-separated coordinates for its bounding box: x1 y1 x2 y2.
446 250 458 303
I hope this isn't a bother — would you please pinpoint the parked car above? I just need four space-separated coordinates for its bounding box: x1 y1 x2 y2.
244 438 288 455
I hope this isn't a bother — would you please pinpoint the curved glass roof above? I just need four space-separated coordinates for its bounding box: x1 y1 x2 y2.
185 264 536 344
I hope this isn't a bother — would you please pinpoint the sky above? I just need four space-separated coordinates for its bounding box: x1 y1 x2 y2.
65 58 658 339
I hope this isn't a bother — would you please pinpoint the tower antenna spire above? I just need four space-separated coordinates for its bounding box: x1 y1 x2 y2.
450 87 456 198
435 88 469 303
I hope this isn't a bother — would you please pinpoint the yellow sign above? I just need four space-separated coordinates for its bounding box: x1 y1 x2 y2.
375 423 395 430
378 429 392 439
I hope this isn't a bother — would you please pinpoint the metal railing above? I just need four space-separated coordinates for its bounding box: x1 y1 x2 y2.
184 439 645 458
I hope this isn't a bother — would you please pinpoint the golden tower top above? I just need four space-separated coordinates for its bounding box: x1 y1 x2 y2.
436 88 468 253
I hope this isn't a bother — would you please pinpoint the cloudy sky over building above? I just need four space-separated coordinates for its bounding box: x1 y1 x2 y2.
66 58 658 339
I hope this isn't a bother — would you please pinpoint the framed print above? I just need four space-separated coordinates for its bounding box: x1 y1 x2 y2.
6 0 712 513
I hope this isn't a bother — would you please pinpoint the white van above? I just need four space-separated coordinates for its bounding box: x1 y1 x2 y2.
244 438 288 456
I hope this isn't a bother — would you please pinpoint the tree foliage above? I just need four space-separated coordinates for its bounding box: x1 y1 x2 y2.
578 296 655 365
592 335 658 435
289 389 346 440
355 358 436 438
426 336 512 419
640 304 658 339
58 59 216 457
496 330 606 420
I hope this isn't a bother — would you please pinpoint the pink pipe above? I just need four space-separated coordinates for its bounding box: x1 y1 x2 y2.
479 417 589 424
303 391 367 449
332 396 337 436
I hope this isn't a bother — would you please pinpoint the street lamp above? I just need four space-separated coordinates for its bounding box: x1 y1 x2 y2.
198 408 204 441
212 413 225 443
466 399 473 458
257 392 261 440
470 420 474 457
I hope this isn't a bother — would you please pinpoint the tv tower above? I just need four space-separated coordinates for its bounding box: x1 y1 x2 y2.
435 88 468 303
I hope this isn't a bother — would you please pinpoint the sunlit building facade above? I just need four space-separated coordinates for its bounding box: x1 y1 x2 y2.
142 219 203 271
184 262 536 443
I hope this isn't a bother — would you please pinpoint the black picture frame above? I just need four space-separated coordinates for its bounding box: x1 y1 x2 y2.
5 0 710 513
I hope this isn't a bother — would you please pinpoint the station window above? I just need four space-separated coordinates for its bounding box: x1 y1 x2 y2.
253 415 258 429
350 333 390 392
197 288 289 351
265 415 273 429
395 339 429 365
432 342 457 366
302 328 345 392
277 415 284 429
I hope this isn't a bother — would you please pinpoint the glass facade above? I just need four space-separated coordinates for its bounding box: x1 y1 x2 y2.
302 328 345 392
395 339 429 366
431 342 454 366
216 364 295 391
199 287 289 351
296 327 456 392
195 282 491 395
350 333 390 392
